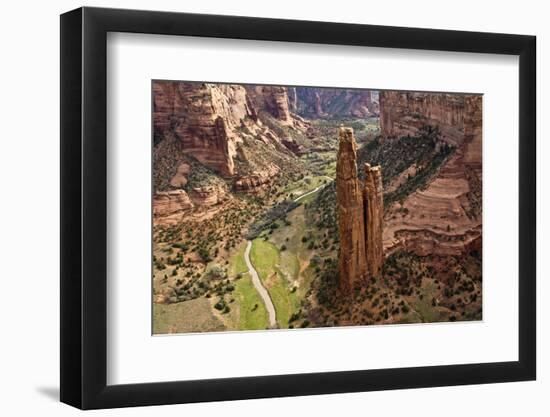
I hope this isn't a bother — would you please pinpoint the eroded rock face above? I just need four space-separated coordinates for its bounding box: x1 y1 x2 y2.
153 82 258 177
153 190 194 225
337 128 385 293
245 85 292 124
234 164 280 193
296 88 378 118
189 184 227 206
336 128 368 293
379 92 483 257
379 91 481 147
153 82 177 140
153 184 228 225
363 164 384 277
169 162 190 188
154 81 311 185
281 137 305 155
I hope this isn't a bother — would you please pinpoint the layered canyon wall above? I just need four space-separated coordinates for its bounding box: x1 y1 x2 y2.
363 164 384 277
379 92 483 257
153 82 313 223
153 82 253 177
153 82 306 179
295 88 378 119
379 91 481 147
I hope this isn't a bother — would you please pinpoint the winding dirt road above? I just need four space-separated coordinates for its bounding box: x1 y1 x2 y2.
243 177 334 329
244 240 277 328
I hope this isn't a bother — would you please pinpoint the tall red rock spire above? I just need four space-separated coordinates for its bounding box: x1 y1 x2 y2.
363 163 384 278
336 127 384 293
336 127 368 293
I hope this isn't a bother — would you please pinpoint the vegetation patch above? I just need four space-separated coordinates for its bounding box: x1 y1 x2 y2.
153 298 225 334
357 126 455 207
233 273 270 330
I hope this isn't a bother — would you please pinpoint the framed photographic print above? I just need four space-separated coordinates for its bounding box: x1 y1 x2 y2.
60 6 536 409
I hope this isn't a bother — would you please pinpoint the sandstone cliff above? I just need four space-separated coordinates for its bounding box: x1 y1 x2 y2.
233 163 280 193
154 81 309 181
153 190 194 225
296 88 378 119
153 81 314 223
337 128 384 293
379 92 482 257
152 184 229 226
363 164 384 277
379 91 480 147
153 82 255 177
245 85 292 124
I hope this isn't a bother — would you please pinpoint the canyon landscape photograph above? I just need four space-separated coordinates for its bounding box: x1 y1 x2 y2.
152 81 482 334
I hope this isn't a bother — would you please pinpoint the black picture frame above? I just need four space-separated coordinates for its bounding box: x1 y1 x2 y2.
60 6 536 410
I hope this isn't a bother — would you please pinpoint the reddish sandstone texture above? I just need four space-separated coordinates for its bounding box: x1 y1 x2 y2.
296 88 378 118
379 92 482 257
152 81 314 223
363 164 384 278
336 128 384 293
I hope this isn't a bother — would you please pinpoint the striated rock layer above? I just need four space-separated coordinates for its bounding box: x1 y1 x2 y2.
153 190 193 217
153 184 229 226
379 91 481 147
245 85 292 124
153 81 311 181
153 82 254 177
337 128 384 293
153 81 314 224
234 164 280 194
296 88 378 119
379 92 482 257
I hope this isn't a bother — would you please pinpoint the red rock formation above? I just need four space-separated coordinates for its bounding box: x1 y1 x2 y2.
337 128 385 292
189 184 227 206
169 162 190 187
281 137 305 155
245 85 292 124
234 164 280 193
379 91 481 146
153 184 228 225
153 82 260 177
153 81 311 184
379 92 483 257
153 190 194 225
363 164 384 277
153 82 177 139
296 88 378 118
336 128 368 293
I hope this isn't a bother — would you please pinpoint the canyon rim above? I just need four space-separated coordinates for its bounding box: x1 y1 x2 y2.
152 81 482 334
